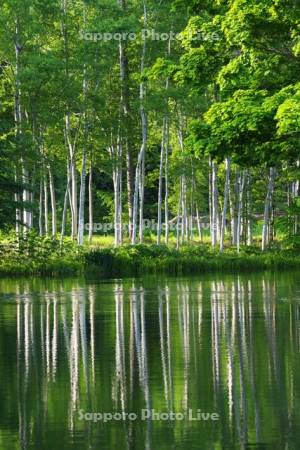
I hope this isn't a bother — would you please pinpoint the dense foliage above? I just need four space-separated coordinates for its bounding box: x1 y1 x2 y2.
0 0 299 260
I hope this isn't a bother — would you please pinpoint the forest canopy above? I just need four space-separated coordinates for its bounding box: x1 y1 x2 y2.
0 0 299 253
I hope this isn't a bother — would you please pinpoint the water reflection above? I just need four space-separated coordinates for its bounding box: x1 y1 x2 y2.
1 274 300 450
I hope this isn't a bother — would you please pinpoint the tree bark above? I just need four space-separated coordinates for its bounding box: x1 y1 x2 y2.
237 170 246 253
220 157 231 252
117 0 134 236
157 118 166 245
39 175 43 236
196 206 203 242
176 177 183 249
44 171 49 236
48 165 57 237
247 174 253 246
131 1 147 245
229 169 239 246
14 18 22 239
164 117 170 245
60 160 72 247
262 167 276 251
211 161 218 248
77 147 86 245
88 160 93 245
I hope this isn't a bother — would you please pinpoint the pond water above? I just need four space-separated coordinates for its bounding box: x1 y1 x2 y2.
0 272 300 450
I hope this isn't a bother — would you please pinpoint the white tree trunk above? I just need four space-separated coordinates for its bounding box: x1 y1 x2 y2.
14 19 22 240
71 156 77 239
62 2 78 240
131 1 147 245
112 141 123 247
60 188 68 246
229 170 239 246
157 118 166 245
44 171 49 236
220 157 231 252
209 158 212 242
78 54 88 246
39 176 43 236
177 123 187 244
77 148 86 245
48 165 57 237
189 163 195 241
182 175 188 243
293 159 299 235
15 174 21 239
247 174 253 246
138 150 145 243
196 206 203 242
211 161 218 248
164 117 170 245
88 160 93 245
237 170 246 253
262 167 276 251
176 177 183 250
118 150 123 246
60 161 72 247
22 165 30 234
117 0 134 238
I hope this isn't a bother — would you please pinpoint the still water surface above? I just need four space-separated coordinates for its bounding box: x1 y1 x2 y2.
0 272 300 450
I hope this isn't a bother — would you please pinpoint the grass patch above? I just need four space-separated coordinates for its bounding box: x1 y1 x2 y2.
1 231 300 277
83 244 300 277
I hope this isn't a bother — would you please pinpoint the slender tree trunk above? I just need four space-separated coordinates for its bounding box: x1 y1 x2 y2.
48 165 57 237
157 118 166 245
60 161 72 247
60 188 68 246
77 148 86 245
164 117 170 245
196 206 203 242
44 171 49 236
71 155 77 239
190 162 195 241
293 159 299 235
15 170 21 239
29 181 34 229
117 0 134 237
62 0 78 240
247 174 253 246
112 141 123 247
229 169 239 246
176 177 183 249
211 161 218 248
113 160 118 247
39 175 43 236
262 167 276 251
177 122 186 245
126 143 134 238
138 148 145 243
131 1 148 245
209 158 212 242
164 40 171 246
88 160 93 245
78 50 88 246
220 157 231 252
64 114 78 240
14 19 22 240
182 175 188 243
22 164 30 234
118 148 123 245
237 170 246 253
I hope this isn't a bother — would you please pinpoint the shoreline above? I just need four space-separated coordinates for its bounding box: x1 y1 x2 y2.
1 244 300 277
